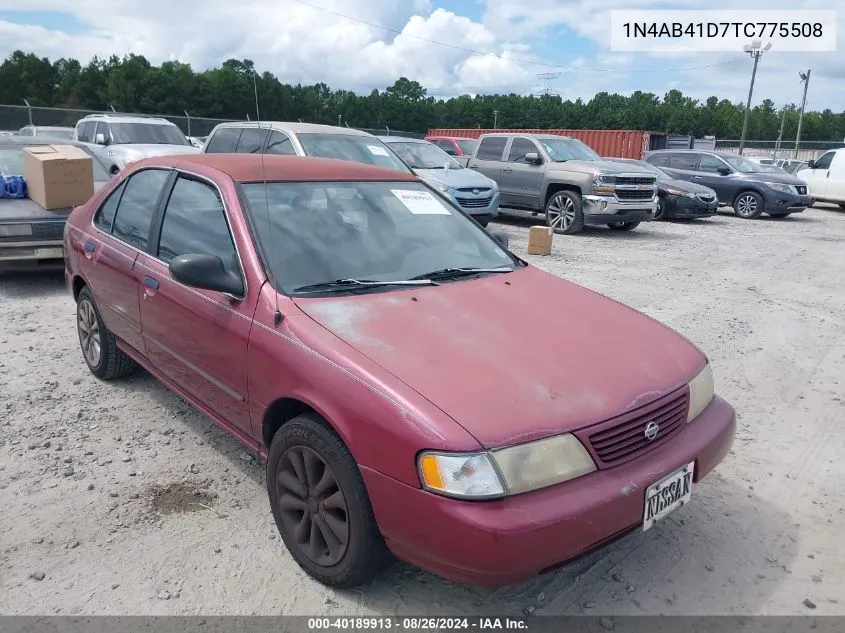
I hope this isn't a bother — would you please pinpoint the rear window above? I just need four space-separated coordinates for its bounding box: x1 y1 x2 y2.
296 133 412 174
476 137 507 161
456 139 478 154
205 127 242 153
235 128 266 154
109 122 189 146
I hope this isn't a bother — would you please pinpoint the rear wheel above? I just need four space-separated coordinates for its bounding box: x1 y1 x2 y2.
267 414 391 588
545 190 584 235
76 286 136 380
733 191 764 219
608 221 640 231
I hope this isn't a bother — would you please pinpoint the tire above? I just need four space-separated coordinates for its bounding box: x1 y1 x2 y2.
476 216 490 227
76 286 136 380
733 191 764 219
608 221 640 231
767 211 791 218
839 203 845 210
653 199 666 221
267 413 392 588
545 190 584 235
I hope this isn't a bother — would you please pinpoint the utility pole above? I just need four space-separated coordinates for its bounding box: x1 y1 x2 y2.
493 110 498 129
794 69 811 159
774 107 787 158
738 40 771 156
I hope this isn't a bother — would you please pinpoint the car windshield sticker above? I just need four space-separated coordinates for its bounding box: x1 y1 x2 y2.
367 145 389 157
391 189 450 215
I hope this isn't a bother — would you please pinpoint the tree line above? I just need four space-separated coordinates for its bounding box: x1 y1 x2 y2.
1 50 843 142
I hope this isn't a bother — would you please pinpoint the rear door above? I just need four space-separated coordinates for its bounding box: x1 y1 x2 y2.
82 168 172 355
467 136 507 183
499 137 544 207
137 172 255 433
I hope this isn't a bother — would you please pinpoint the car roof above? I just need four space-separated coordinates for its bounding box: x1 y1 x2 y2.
211 121 374 137
378 135 428 144
79 114 174 125
133 154 419 183
426 135 476 140
1 137 89 147
646 149 735 157
480 132 573 140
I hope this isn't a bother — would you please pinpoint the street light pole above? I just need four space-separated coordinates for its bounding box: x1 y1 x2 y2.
738 40 771 156
794 69 811 159
774 107 787 158
493 110 498 129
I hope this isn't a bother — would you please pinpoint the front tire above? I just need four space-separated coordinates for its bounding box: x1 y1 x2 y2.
267 414 392 588
653 199 666 221
733 191 764 219
76 286 136 380
545 190 584 235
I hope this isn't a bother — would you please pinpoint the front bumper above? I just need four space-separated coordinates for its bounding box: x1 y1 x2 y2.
0 239 65 265
362 395 736 588
582 194 657 225
761 190 811 213
664 195 718 219
451 190 500 218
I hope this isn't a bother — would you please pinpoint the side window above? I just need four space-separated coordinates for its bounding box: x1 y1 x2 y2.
647 153 670 166
94 181 127 233
668 153 700 171
77 122 91 142
508 138 538 162
435 140 457 155
157 176 238 275
476 137 507 161
235 128 266 154
205 127 242 153
18 127 32 136
266 130 296 155
814 151 835 170
111 169 170 250
698 154 728 173
93 121 109 142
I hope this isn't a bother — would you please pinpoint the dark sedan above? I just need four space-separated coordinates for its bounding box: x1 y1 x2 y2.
0 137 110 272
643 149 811 219
605 158 718 220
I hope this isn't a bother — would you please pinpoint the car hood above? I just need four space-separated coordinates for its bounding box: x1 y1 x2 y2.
294 266 705 449
415 167 495 189
548 159 649 176
661 178 716 195
737 171 804 185
110 144 200 159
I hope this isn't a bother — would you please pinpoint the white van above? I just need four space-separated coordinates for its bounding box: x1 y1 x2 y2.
797 148 845 208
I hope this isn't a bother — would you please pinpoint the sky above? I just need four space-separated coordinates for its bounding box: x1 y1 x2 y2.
0 0 841 112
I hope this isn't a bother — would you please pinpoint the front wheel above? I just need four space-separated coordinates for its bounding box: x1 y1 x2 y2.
545 190 584 235
608 221 640 231
733 191 764 219
653 199 667 221
267 414 392 588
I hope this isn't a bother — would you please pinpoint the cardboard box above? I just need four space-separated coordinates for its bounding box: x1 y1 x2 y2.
23 145 94 210
527 225 553 255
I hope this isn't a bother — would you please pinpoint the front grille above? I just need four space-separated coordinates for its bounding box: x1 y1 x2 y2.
615 189 654 201
455 187 492 195
616 176 655 186
457 196 493 208
583 389 690 467
796 185 807 195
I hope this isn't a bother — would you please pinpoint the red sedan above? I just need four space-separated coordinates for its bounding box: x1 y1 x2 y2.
64 154 736 588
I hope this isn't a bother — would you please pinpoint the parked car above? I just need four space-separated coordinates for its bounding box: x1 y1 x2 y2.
467 133 658 234
643 150 811 219
379 136 500 226
604 158 718 220
186 136 206 149
202 121 412 174
64 153 735 588
781 161 808 175
1 137 110 272
74 113 199 175
424 135 479 158
796 148 845 208
16 125 76 141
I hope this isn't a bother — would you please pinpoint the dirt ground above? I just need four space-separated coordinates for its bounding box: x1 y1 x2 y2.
1 204 843 617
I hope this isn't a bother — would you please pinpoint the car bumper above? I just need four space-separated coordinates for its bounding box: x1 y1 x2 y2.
362 395 736 588
664 195 718 219
582 194 657 225
0 240 65 266
763 191 811 213
452 191 500 218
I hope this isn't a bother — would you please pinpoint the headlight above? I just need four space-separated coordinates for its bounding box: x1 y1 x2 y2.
418 433 596 499
765 182 794 194
665 187 695 198
0 223 33 237
489 179 498 192
687 364 715 422
592 174 616 195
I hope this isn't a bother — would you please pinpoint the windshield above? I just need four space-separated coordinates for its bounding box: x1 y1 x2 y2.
385 141 461 170
241 180 515 295
109 122 190 146
539 138 601 162
296 133 412 174
0 145 110 182
721 154 768 173
456 139 478 154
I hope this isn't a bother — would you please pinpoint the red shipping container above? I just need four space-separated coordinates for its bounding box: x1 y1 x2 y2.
426 128 653 159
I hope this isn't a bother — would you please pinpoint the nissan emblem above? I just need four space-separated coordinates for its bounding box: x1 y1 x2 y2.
644 421 660 441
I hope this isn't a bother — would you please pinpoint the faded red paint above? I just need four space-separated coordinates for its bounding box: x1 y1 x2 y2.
427 128 653 159
64 154 736 588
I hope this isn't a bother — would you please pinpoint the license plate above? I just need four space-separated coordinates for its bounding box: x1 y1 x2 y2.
642 461 694 531
36 247 64 259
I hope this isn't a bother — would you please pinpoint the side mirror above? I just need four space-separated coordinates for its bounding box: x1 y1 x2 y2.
717 167 731 176
489 229 509 249
806 159 816 169
524 152 542 165
169 254 244 297
94 133 107 145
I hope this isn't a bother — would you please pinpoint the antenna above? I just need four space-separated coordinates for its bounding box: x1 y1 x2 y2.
254 69 283 327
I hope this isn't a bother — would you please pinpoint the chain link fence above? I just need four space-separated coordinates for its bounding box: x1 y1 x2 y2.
0 104 426 139
714 139 839 161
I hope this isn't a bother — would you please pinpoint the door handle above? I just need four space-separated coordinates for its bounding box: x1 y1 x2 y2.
469 165 479 169
143 276 160 291
693 176 703 180
503 167 512 173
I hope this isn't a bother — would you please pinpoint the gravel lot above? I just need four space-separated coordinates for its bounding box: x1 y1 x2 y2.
1 204 843 616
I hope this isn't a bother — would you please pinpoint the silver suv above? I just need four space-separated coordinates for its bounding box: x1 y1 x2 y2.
202 121 412 174
74 113 198 174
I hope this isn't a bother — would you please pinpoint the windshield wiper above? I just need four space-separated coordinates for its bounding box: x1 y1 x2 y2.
292 278 437 295
410 267 513 281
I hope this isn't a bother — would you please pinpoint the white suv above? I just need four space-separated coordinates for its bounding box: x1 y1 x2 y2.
74 113 198 174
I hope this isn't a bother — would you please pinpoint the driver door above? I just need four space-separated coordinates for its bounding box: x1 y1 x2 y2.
696 154 734 202
802 151 835 199
498 137 545 208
